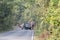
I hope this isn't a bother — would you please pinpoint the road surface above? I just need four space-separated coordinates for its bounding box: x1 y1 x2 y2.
0 28 34 40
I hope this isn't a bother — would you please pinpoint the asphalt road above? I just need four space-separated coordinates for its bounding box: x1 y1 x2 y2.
0 28 34 40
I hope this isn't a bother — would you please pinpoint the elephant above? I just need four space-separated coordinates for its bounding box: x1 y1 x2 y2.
18 21 36 30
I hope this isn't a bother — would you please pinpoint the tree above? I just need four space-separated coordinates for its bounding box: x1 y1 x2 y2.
0 0 13 32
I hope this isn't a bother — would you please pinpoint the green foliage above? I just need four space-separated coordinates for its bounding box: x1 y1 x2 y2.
0 0 36 32
45 0 60 40
52 0 59 6
0 1 13 32
0 1 60 40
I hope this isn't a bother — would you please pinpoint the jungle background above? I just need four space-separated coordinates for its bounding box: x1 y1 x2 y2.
0 0 60 40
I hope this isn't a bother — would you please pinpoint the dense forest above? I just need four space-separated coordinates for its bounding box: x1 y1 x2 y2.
0 0 60 40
